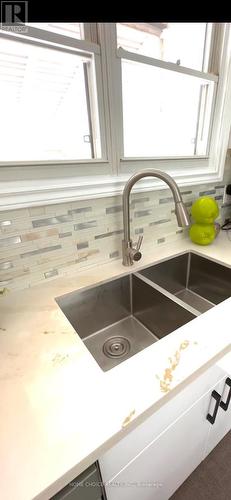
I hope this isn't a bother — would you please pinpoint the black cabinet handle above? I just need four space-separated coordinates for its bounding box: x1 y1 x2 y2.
206 390 221 424
220 377 231 411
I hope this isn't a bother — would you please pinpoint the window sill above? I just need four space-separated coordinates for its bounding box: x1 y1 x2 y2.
0 163 223 211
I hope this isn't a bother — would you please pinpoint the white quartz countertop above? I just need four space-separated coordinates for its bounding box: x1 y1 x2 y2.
0 232 231 500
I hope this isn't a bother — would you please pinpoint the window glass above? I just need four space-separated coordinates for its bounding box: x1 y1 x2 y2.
0 36 99 161
117 23 211 71
122 59 214 157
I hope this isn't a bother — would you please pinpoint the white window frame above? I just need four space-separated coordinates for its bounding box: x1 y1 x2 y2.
105 23 231 177
0 22 231 210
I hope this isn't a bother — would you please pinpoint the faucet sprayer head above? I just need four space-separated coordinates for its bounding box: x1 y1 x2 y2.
175 201 191 227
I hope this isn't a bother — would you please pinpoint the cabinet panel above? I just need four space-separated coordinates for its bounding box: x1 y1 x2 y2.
99 363 226 482
205 376 231 457
104 391 213 500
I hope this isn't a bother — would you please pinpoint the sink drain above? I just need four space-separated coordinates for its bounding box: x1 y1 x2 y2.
103 336 131 359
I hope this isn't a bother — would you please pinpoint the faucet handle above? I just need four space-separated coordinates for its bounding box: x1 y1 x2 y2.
130 235 143 262
135 235 143 251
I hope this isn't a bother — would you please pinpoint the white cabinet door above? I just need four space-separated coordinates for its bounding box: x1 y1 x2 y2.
100 363 226 483
104 391 213 500
205 375 231 457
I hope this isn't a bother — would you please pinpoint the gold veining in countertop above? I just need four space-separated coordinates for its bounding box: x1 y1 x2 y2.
155 340 200 393
122 409 136 428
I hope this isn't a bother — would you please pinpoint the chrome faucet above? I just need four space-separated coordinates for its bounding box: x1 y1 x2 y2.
122 169 191 266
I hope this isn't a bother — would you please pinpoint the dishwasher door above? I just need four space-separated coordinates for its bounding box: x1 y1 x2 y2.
51 462 105 500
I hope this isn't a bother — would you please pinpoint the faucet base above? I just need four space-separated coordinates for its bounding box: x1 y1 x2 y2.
122 240 134 266
122 239 142 266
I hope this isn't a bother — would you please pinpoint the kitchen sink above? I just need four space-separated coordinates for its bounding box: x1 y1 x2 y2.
56 273 195 371
138 252 231 314
56 251 231 371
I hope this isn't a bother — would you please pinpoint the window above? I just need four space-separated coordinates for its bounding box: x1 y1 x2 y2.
117 23 217 159
0 24 102 162
121 60 214 157
0 23 230 209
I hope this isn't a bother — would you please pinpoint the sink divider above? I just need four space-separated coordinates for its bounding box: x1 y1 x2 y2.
134 271 201 317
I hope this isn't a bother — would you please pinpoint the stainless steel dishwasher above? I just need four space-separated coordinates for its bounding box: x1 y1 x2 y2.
51 462 106 500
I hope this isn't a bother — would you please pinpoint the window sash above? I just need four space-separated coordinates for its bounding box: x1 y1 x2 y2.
120 58 217 159
0 25 108 165
116 47 219 161
0 25 101 55
117 47 218 82
114 25 225 163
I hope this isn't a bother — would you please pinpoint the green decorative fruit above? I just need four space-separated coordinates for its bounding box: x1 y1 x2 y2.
191 196 219 224
189 223 216 245
189 196 219 245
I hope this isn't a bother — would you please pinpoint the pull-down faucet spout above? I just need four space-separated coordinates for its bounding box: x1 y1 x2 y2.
122 169 191 266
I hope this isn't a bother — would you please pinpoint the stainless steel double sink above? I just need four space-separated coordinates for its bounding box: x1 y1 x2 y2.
56 252 231 371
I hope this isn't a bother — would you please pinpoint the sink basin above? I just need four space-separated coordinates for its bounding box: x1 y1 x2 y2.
56 251 231 371
138 252 231 314
56 274 195 371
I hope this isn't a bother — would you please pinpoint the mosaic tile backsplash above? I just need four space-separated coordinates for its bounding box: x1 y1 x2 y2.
0 176 230 291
